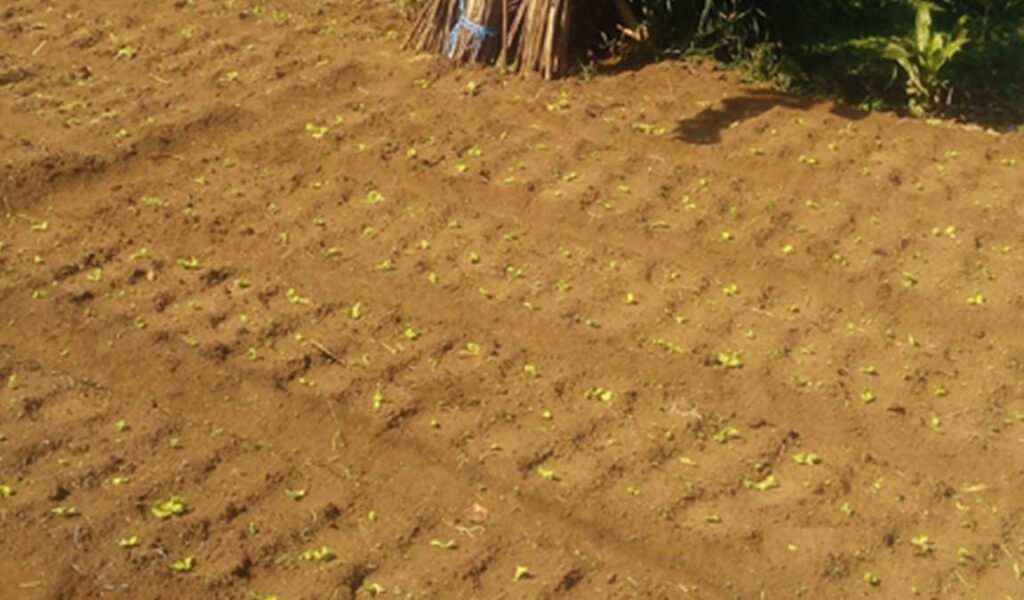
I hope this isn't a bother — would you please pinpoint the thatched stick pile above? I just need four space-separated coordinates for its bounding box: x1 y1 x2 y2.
405 0 573 79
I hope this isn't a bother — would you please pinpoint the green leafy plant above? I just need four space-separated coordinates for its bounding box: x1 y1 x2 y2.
883 2 969 116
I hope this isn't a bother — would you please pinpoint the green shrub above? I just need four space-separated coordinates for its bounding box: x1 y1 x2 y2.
883 2 970 116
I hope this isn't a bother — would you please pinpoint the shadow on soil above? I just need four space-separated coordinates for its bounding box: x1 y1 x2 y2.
675 89 869 144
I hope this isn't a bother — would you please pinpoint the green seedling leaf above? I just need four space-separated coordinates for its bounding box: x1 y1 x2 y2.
305 122 328 139
546 91 570 111
285 489 307 501
678 457 698 467
863 572 881 587
514 565 532 581
300 546 336 562
372 386 384 411
585 386 614 403
429 539 457 550
705 513 722 524
860 389 876 404
536 466 557 481
910 535 934 556
523 364 539 378
743 474 778 491
793 453 822 466
118 536 140 548
176 257 200 270
285 288 310 305
716 351 744 369
51 506 79 517
151 495 187 520
171 556 195 573
622 292 638 305
0 484 14 497
402 325 420 340
713 426 740 443
364 583 386 596
348 302 363 320
722 283 740 297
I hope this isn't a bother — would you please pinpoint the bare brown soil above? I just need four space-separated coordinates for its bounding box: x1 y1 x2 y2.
2 1 1024 599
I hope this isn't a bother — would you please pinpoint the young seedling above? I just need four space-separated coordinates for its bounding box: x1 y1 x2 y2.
536 466 557 481
118 536 140 548
305 122 328 139
910 535 934 556
429 539 457 550
584 386 614 403
171 557 196 573
0 484 14 497
176 257 200 270
151 495 187 520
713 426 740 443
716 351 744 369
285 288 310 305
300 546 336 562
51 506 79 517
285 489 307 501
514 565 532 581
793 453 822 466
742 474 778 491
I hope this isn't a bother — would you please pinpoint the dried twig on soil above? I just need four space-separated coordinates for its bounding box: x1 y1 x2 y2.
309 339 341 364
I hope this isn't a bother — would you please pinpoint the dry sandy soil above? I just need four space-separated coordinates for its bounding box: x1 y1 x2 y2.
2 1 1024 599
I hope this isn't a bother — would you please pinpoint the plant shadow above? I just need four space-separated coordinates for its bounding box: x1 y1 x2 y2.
675 89 869 144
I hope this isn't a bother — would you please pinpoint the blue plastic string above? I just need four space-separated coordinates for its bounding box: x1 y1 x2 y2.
447 0 494 60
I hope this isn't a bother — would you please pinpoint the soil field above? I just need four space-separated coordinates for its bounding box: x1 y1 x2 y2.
2 1 1024 599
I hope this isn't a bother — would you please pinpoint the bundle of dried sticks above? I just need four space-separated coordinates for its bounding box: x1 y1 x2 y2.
405 0 572 79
